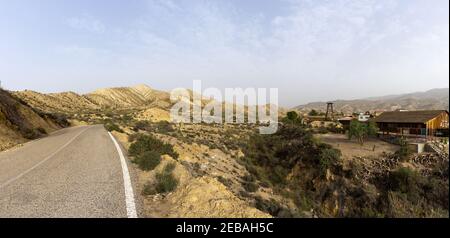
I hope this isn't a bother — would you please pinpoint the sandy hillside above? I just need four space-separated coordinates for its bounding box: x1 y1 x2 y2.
85 84 171 109
14 84 172 114
13 90 99 113
1 89 67 151
134 107 171 122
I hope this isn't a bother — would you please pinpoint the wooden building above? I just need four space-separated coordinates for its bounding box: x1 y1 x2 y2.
337 116 353 131
373 110 449 137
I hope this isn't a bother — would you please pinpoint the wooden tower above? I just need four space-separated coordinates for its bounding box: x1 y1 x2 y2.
325 102 334 121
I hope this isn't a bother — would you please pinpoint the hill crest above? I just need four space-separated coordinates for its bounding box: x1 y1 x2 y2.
294 88 449 115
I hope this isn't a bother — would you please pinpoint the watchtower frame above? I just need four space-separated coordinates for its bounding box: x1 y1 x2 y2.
325 102 334 121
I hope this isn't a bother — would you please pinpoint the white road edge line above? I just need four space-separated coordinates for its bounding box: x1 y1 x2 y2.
0 127 90 190
108 132 138 218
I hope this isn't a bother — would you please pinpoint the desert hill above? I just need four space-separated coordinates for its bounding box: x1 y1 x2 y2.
13 85 287 122
0 89 68 151
85 84 171 109
14 85 445 120
13 84 172 114
294 88 449 115
13 90 100 113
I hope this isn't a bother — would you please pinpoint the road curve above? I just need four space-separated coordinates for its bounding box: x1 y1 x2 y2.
0 125 138 218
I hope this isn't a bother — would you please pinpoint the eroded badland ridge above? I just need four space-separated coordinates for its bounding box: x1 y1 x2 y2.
13 84 171 113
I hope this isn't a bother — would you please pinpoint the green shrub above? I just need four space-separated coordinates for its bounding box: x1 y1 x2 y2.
387 167 422 202
243 125 343 185
239 190 252 198
164 162 176 173
217 176 233 187
293 192 314 211
259 181 271 188
128 133 140 143
318 147 341 177
243 182 259 193
104 123 124 133
48 113 70 127
133 121 151 132
142 163 179 195
423 178 449 209
121 114 133 123
156 121 175 134
129 134 179 159
142 182 157 196
36 127 47 135
254 196 284 217
155 166 178 194
22 128 40 139
432 161 449 178
242 174 256 183
388 168 417 191
309 109 319 116
134 151 162 171
21 127 48 140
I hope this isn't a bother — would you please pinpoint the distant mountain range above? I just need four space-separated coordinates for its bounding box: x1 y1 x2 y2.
293 88 449 115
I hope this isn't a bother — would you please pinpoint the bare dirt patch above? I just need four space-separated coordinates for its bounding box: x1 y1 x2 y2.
316 133 399 159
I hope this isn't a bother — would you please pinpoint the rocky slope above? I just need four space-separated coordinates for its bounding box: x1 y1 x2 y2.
143 156 271 218
294 88 449 115
0 89 68 151
111 129 271 218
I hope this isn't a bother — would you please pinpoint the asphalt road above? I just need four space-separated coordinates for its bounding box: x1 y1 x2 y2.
0 125 138 218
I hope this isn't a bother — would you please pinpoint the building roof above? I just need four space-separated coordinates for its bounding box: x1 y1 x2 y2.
372 110 448 123
338 116 354 121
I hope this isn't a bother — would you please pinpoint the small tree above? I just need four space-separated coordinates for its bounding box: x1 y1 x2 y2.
366 121 379 136
348 120 378 145
287 111 299 121
284 111 302 125
396 137 413 161
309 109 319 116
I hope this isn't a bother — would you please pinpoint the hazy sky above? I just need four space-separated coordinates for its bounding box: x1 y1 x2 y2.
0 0 448 107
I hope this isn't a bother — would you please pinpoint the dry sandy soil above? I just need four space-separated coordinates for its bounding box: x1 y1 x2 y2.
316 133 399 159
111 129 272 218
